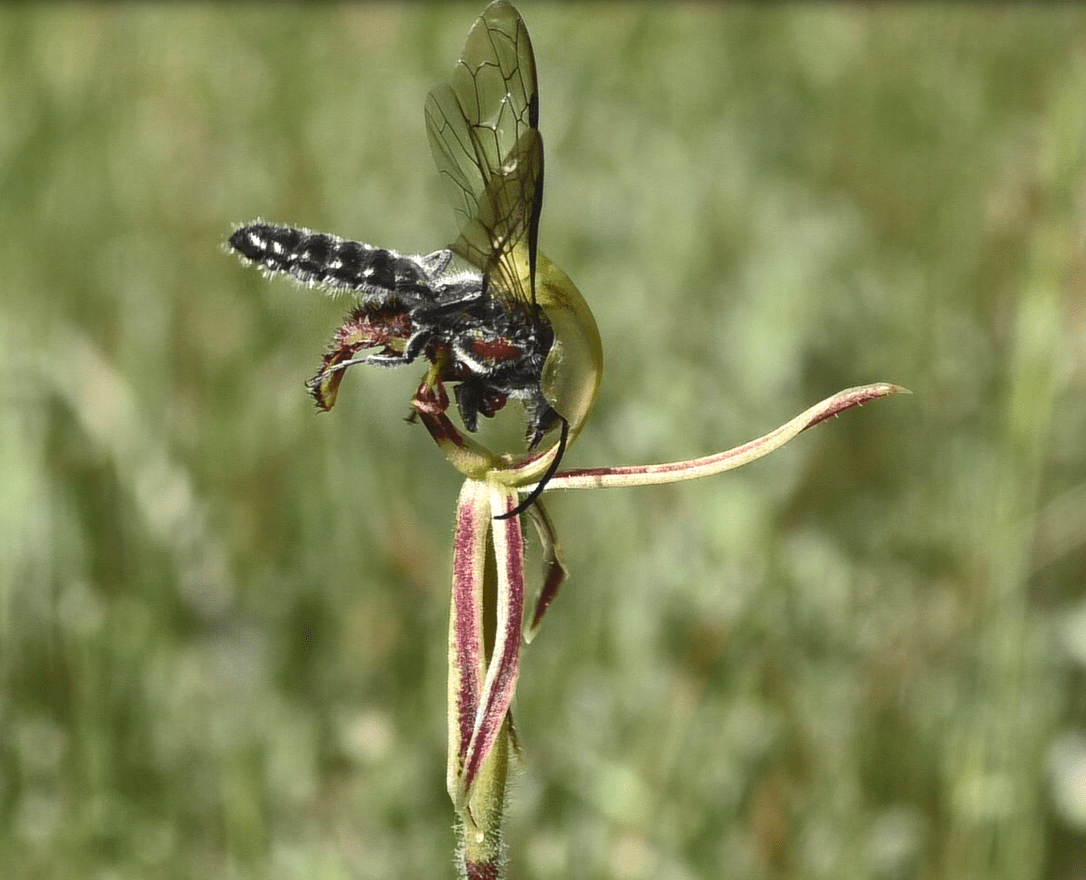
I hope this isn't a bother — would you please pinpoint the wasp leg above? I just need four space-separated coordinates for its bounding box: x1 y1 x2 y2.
401 328 435 363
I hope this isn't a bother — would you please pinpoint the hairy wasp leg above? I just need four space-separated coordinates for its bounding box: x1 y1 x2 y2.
319 352 414 376
402 328 435 363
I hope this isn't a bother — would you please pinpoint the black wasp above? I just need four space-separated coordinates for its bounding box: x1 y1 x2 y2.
230 2 595 516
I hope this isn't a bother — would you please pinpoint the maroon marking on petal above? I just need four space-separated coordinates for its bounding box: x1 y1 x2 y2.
801 383 900 429
451 490 488 757
546 384 907 491
529 554 564 635
413 381 471 449
523 502 565 641
553 435 768 482
461 499 525 792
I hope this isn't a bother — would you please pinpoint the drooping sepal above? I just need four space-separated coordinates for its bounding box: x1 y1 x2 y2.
523 500 566 643
449 483 526 813
448 479 492 807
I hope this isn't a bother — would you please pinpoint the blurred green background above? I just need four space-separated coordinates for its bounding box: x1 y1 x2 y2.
2 4 1085 879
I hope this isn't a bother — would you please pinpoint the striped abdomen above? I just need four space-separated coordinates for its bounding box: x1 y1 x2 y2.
229 222 436 297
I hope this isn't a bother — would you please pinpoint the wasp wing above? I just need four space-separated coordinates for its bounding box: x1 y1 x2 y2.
424 0 543 308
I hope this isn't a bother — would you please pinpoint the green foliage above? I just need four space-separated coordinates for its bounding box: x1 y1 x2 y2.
1 4 1084 878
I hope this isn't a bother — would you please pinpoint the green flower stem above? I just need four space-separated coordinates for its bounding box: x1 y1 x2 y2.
458 716 511 880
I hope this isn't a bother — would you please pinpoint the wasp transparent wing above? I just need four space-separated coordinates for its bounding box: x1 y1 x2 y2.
424 0 543 307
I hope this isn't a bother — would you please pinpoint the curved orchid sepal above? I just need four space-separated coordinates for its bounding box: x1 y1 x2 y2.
447 479 489 811
447 480 527 820
527 383 910 494
503 383 910 643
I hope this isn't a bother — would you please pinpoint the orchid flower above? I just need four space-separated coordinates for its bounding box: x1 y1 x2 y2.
228 3 905 877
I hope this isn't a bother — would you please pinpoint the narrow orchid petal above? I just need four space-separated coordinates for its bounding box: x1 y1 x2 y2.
544 383 908 491
524 500 566 644
447 479 492 802
456 484 526 807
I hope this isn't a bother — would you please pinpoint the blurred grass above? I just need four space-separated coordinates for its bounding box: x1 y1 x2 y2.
2 4 1085 879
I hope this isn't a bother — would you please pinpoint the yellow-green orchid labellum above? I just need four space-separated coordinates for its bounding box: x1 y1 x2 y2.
536 255 603 453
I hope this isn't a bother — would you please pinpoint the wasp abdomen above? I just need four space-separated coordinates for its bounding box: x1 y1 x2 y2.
229 222 433 297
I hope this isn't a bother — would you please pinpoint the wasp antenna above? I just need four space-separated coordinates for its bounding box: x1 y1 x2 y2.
495 417 569 520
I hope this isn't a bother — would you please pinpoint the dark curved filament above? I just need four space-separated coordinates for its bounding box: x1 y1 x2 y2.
494 417 569 520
